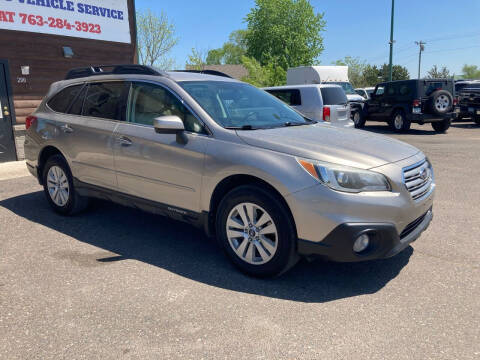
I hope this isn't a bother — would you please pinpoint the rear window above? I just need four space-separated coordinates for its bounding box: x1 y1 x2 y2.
266 89 301 106
423 81 453 96
47 84 84 113
320 87 347 105
82 82 128 120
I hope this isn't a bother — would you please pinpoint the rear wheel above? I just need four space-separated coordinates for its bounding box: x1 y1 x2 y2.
389 110 411 132
216 185 298 277
42 155 89 215
431 119 451 133
352 110 366 128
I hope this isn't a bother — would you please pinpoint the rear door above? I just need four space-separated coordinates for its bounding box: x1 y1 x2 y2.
319 86 349 125
51 81 129 189
0 60 17 162
264 88 312 118
113 81 208 212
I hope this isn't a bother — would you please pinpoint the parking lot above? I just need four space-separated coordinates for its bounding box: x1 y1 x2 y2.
0 121 479 359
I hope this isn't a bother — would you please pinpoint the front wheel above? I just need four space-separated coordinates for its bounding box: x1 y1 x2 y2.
216 185 298 277
431 119 451 133
42 154 89 215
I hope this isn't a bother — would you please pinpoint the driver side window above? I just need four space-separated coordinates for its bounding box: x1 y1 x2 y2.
128 82 207 134
375 86 385 96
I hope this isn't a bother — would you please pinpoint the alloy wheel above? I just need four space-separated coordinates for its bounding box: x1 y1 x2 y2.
47 166 70 207
226 202 278 265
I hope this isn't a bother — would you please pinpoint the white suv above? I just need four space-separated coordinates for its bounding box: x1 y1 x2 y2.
263 84 353 128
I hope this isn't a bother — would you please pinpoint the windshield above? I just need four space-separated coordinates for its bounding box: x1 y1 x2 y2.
331 82 356 95
179 81 311 129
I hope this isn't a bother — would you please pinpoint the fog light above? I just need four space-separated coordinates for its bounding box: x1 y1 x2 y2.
353 234 370 253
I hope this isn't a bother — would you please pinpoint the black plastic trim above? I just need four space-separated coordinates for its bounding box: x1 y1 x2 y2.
73 179 207 229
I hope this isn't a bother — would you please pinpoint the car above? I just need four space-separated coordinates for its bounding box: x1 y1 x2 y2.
454 81 480 123
24 64 435 277
361 79 456 132
263 84 354 128
355 87 375 100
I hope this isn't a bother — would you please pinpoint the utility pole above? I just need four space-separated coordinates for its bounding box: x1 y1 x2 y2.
415 41 426 79
388 0 395 81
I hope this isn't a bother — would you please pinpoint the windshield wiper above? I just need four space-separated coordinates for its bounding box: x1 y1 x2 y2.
225 125 256 130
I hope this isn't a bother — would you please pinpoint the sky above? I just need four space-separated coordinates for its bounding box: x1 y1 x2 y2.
136 0 480 78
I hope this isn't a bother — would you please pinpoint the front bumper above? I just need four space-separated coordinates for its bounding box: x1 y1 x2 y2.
297 208 432 261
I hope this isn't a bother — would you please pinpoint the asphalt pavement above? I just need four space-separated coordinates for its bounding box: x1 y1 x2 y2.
0 121 479 359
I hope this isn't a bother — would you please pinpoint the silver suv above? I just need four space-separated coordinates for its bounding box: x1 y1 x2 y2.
24 65 435 277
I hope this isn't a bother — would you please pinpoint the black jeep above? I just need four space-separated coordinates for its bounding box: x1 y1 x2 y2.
357 79 456 133
455 81 480 124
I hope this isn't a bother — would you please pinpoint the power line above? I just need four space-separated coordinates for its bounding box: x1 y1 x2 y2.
424 44 480 54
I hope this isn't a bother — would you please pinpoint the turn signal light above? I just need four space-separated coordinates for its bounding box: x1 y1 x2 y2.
323 106 331 122
412 99 421 107
25 116 37 130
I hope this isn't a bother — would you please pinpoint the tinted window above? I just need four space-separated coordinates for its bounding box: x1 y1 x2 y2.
47 85 84 113
399 85 411 96
387 84 396 96
320 87 348 105
129 82 206 134
67 85 88 115
266 89 301 106
83 82 128 120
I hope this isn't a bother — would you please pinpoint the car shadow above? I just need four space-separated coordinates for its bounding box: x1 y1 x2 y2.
0 191 413 303
451 122 479 129
362 123 439 135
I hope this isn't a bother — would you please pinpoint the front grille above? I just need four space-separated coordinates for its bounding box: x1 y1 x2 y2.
400 210 429 239
402 159 433 201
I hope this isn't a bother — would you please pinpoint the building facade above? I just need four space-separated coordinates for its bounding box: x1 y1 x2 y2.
0 0 137 162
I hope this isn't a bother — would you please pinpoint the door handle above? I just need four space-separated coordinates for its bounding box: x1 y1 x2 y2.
118 136 132 146
60 124 74 133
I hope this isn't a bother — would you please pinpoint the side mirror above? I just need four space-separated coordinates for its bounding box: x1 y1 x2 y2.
153 116 185 134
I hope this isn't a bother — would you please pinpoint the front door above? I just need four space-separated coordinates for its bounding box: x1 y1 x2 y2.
0 60 17 162
367 85 385 121
113 81 209 212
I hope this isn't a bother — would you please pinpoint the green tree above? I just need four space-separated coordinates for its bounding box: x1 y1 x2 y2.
186 48 208 70
362 64 382 87
241 56 286 87
245 0 326 70
462 64 480 79
333 56 366 88
206 30 248 65
426 65 451 79
379 64 409 82
136 10 178 69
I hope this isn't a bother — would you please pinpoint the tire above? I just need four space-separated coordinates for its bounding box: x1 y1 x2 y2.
352 110 366 128
429 90 453 115
389 110 411 133
431 119 451 133
42 154 89 215
215 185 298 277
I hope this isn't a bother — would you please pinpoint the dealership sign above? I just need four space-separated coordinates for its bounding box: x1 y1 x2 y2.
0 0 130 43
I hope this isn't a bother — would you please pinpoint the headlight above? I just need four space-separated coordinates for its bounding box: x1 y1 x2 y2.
298 158 391 193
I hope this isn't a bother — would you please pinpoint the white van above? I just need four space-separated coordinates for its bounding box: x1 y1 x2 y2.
263 84 354 127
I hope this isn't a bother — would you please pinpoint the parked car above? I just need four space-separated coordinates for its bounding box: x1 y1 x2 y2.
24 65 435 277
263 84 353 127
286 66 366 126
359 79 456 133
355 87 375 100
455 82 480 124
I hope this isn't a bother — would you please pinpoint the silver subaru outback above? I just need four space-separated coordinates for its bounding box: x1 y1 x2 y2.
24 65 434 277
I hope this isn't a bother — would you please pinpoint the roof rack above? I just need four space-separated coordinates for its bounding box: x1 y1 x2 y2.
174 69 233 79
65 64 163 80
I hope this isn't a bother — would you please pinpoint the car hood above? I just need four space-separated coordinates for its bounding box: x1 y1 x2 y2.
347 94 365 102
236 123 420 169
